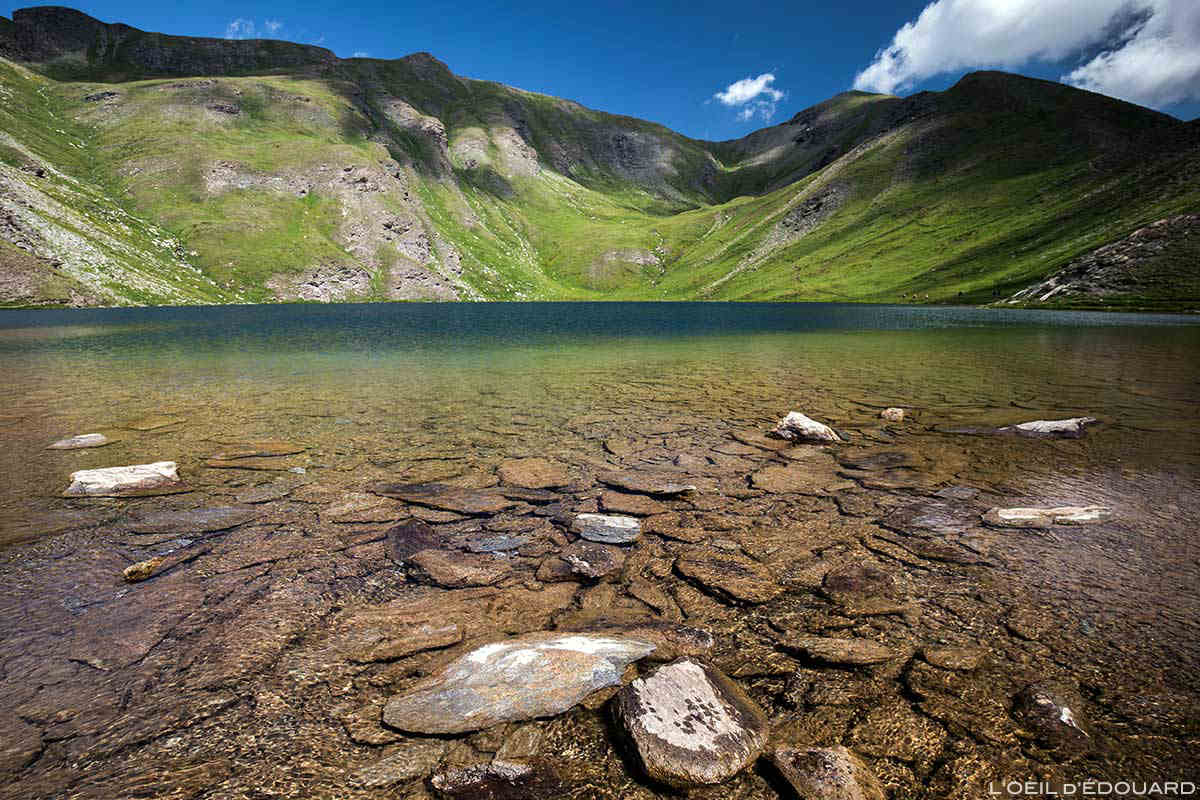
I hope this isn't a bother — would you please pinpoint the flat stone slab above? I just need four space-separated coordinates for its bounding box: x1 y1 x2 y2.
127 505 259 534
571 513 641 544
47 433 112 450
560 539 625 578
206 440 306 459
431 759 563 799
331 609 462 663
497 458 570 489
771 746 885 800
203 456 306 471
408 548 511 588
124 414 185 431
600 490 668 516
63 461 186 497
783 636 898 665
568 620 715 662
382 632 656 734
750 463 854 495
922 646 986 671
349 739 449 789
982 505 1112 528
768 411 843 443
370 482 518 515
614 658 769 787
998 417 1099 438
597 470 697 496
676 549 781 604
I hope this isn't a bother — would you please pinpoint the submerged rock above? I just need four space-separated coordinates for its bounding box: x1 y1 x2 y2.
771 746 885 800
598 470 697 496
408 549 511 588
567 619 715 662
122 556 165 582
571 513 641 544
560 539 626 579
47 433 111 450
614 658 769 787
62 461 185 497
768 411 843 443
370 482 518 515
497 458 570 489
127 505 259 534
922 646 986 672
998 417 1099 438
382 632 655 734
783 636 898 666
676 549 781 604
349 738 449 789
386 518 448 562
430 759 563 799
600 490 668 516
1013 683 1091 756
982 506 1112 528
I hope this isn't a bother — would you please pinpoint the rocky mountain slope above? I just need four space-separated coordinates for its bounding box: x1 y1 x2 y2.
1 6 1197 306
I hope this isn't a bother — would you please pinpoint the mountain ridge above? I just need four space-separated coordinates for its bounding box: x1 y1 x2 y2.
0 6 1197 308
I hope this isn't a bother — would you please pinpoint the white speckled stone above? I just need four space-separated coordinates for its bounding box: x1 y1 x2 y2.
614 658 769 787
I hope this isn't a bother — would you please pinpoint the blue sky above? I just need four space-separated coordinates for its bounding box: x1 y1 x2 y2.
14 0 1200 138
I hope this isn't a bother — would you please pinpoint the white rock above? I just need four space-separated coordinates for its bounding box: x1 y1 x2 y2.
880 408 905 422
47 433 111 450
571 513 641 544
1000 417 1098 438
63 461 181 497
982 505 1112 529
614 658 769 787
769 412 843 443
382 632 656 734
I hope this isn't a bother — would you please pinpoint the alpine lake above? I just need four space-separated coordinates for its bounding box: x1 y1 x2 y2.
0 302 1197 799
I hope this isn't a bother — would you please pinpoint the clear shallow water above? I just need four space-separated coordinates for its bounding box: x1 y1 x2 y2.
2 302 1199 539
2 302 1200 797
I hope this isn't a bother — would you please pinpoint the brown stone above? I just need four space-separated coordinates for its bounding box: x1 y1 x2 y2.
600 490 668 516
497 458 569 489
771 746 885 800
409 549 511 588
676 549 781 604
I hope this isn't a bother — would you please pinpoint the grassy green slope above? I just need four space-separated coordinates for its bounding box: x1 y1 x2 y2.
0 58 243 305
0 6 1196 307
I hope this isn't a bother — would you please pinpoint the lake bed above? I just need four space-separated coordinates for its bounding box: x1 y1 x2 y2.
0 303 1197 798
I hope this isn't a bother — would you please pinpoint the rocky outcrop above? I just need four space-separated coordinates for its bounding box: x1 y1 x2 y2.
1008 215 1200 305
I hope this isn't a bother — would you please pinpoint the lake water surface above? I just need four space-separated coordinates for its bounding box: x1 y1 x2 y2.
1 302 1198 798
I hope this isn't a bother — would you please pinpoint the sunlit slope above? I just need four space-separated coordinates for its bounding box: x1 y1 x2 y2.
0 5 1196 305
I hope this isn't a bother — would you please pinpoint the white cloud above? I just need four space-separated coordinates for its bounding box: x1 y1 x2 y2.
714 73 784 106
224 18 286 40
713 73 786 123
352 51 370 58
853 0 1200 109
224 18 257 39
